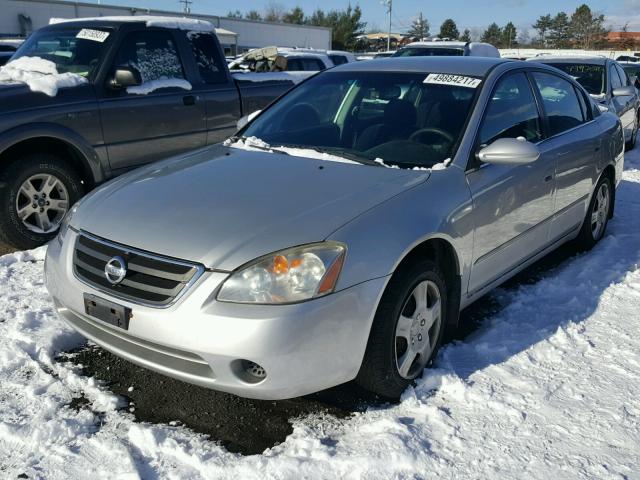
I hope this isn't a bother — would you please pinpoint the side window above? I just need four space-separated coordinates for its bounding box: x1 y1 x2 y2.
286 58 303 71
615 64 630 86
609 65 623 90
188 32 226 84
479 72 543 146
114 30 185 84
302 58 325 71
330 55 348 66
532 72 586 137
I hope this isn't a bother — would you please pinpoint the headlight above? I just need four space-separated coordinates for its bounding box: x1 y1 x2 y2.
56 203 78 245
217 242 346 304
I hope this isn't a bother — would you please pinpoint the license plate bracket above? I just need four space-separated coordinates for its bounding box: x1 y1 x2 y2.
83 293 131 330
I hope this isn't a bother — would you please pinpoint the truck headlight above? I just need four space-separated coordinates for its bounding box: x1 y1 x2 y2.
216 242 346 304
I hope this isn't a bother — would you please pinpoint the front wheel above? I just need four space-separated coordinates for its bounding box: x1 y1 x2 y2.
356 259 447 399
575 175 612 251
0 153 84 250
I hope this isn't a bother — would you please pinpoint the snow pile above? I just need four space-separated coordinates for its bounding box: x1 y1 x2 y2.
50 16 215 32
126 77 192 95
0 56 87 96
0 149 640 477
231 71 313 84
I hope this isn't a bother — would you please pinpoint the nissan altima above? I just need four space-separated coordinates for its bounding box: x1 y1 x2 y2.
45 57 624 399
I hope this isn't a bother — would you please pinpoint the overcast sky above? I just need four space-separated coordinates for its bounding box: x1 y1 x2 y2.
82 0 640 33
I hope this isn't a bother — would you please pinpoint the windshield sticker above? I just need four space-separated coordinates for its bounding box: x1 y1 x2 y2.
424 73 481 88
76 29 110 43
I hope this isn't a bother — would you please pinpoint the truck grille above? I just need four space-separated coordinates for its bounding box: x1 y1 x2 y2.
72 232 204 307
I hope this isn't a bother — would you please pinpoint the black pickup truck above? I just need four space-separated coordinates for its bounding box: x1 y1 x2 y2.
0 17 293 249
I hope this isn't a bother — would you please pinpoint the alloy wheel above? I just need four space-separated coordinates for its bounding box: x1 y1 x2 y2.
590 182 610 241
395 280 442 379
15 173 69 234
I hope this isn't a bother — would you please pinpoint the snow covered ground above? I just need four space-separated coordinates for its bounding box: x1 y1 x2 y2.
1 150 640 479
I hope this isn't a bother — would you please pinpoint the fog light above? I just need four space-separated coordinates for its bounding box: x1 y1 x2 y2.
243 360 267 380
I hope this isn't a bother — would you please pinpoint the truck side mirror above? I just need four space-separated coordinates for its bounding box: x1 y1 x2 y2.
107 67 142 90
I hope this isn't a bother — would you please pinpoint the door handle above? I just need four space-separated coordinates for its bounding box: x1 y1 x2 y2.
544 174 553 182
183 95 196 106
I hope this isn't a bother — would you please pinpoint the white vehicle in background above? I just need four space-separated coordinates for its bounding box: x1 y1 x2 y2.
326 50 357 65
393 41 500 58
229 46 335 73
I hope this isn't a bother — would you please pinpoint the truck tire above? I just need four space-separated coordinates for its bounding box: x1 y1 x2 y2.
0 153 83 250
356 259 447 399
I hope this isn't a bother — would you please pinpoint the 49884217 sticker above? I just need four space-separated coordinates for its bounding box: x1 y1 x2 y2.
424 73 482 88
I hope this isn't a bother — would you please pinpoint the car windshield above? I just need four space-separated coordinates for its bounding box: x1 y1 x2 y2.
543 63 605 95
11 27 112 78
394 47 465 57
241 71 480 169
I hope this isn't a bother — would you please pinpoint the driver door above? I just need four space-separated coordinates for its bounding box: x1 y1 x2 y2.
466 72 556 294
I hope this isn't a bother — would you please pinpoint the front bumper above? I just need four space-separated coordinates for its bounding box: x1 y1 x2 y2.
45 231 388 400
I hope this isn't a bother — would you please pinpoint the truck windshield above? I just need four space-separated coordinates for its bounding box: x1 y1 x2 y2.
394 47 465 57
543 63 605 95
12 27 112 78
241 71 481 169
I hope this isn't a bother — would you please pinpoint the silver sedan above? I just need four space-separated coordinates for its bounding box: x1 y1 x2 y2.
45 57 624 399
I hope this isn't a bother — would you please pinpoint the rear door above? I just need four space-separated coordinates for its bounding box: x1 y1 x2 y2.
98 28 207 171
466 71 555 294
530 71 599 242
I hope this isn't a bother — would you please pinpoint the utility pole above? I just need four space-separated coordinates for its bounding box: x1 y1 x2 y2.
180 0 192 14
385 0 393 51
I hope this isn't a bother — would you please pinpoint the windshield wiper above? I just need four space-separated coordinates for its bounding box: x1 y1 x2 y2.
298 146 383 166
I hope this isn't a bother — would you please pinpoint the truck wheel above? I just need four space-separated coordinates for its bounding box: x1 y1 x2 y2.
575 175 612 252
356 259 447 399
0 153 83 250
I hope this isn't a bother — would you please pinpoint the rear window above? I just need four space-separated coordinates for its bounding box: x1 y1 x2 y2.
188 32 226 84
394 47 465 57
542 63 605 95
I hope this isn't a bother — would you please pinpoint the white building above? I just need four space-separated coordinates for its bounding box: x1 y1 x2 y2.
0 0 332 55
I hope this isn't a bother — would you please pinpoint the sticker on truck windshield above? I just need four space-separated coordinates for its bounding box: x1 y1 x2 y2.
424 74 481 88
76 29 110 43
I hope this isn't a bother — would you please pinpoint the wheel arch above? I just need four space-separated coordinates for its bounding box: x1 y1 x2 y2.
0 124 105 188
390 235 463 333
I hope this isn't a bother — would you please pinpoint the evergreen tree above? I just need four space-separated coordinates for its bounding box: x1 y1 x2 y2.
408 12 430 40
439 19 460 40
226 10 243 19
460 29 472 42
502 22 517 48
569 4 608 49
548 12 571 48
245 10 262 21
283 6 305 25
481 23 502 46
533 14 552 47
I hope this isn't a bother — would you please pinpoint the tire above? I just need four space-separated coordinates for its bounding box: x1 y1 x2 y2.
0 153 84 250
575 175 613 252
356 259 447 399
626 116 638 151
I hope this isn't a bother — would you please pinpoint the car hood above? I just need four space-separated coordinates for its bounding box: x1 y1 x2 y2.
74 145 429 270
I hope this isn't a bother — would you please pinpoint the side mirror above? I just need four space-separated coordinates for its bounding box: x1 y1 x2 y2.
107 67 141 90
236 109 261 130
612 85 636 97
477 137 540 165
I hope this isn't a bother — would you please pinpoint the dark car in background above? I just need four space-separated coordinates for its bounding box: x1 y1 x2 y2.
0 17 294 250
530 56 640 151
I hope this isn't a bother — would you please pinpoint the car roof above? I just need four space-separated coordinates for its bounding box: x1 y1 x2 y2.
405 41 468 48
46 15 215 31
529 56 609 65
333 56 509 77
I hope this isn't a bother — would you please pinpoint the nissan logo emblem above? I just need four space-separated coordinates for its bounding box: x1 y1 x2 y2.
104 256 127 285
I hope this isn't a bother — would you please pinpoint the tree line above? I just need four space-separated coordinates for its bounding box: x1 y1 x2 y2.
226 4 365 50
228 3 614 51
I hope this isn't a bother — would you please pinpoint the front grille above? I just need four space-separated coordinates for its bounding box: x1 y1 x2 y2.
73 232 203 307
